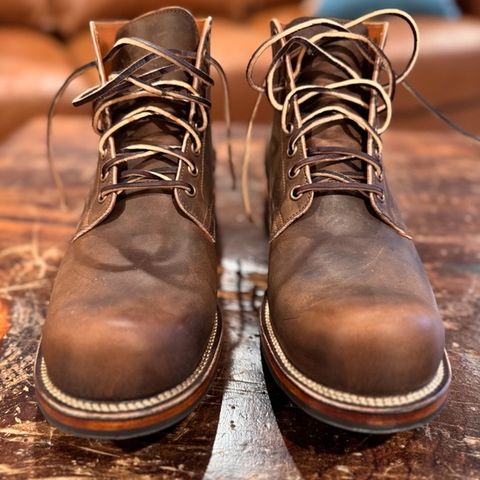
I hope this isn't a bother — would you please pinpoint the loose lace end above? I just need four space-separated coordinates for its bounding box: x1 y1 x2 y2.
402 81 480 143
242 91 264 223
46 61 97 210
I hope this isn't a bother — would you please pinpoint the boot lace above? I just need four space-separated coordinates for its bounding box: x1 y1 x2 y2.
47 27 234 208
242 8 480 219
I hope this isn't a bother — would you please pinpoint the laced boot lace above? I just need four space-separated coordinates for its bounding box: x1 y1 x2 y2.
47 29 234 208
242 8 480 219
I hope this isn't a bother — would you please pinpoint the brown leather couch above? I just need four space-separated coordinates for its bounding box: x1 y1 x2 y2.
1 0 479 139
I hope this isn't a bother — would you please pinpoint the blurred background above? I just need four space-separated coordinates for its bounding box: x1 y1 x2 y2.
0 0 480 139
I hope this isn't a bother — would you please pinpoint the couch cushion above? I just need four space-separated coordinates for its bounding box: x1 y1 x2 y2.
387 16 480 131
0 27 90 138
0 0 54 31
52 0 301 37
0 0 302 36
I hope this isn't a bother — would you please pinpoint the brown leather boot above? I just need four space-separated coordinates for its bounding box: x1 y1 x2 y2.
35 7 225 438
246 10 451 433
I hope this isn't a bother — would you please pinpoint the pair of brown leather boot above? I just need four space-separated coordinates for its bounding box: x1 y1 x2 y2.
35 7 451 438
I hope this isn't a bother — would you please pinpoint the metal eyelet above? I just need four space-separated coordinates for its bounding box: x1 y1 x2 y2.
378 193 385 203
375 170 384 181
99 169 108 182
290 186 302 201
185 185 197 197
97 193 106 203
287 144 298 158
188 165 199 177
192 146 201 156
287 166 300 179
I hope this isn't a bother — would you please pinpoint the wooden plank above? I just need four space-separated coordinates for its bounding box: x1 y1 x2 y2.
0 116 479 479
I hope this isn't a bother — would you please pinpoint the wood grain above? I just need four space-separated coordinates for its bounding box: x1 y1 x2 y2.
0 116 479 479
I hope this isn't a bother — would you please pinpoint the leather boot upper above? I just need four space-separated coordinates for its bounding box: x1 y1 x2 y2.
42 7 220 401
247 14 445 396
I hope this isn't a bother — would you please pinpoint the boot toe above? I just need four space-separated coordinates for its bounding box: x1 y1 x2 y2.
41 306 214 401
272 297 445 396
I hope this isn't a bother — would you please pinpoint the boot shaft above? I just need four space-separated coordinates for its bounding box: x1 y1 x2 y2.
246 12 420 240
72 7 218 241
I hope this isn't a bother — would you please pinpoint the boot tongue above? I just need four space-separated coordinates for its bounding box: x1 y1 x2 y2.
113 7 199 80
285 18 372 157
109 8 200 167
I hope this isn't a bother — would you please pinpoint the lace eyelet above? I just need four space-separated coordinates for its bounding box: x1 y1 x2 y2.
192 146 201 156
97 193 107 203
285 122 294 134
185 185 197 197
188 165 199 177
288 166 300 179
375 170 384 182
287 144 298 158
100 170 108 182
290 186 303 201
378 193 386 203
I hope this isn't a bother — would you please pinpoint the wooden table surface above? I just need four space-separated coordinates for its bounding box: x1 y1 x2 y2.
0 116 479 479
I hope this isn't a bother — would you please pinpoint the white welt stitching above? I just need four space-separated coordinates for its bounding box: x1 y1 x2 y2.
40 313 219 413
263 301 446 408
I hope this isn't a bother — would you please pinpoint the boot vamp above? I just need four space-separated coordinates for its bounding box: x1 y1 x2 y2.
268 195 445 396
42 193 217 401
